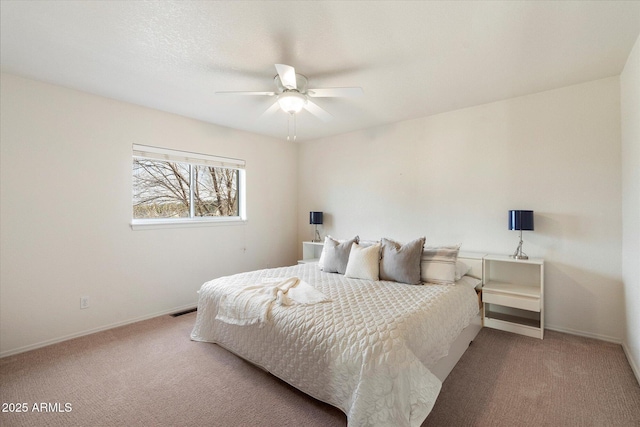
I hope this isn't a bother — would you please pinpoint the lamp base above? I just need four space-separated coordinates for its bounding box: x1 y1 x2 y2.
511 234 528 260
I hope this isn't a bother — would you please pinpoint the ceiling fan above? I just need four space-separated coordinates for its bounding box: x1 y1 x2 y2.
216 64 363 140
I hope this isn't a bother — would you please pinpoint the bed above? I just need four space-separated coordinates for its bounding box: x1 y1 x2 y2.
191 244 483 427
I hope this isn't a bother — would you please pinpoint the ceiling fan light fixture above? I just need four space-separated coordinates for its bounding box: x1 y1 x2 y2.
277 91 307 114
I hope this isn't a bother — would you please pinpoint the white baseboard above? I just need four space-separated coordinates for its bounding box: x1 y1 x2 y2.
622 341 640 386
544 324 622 344
0 303 197 359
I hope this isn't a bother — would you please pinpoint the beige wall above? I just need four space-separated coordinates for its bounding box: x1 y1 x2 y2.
0 68 632 358
621 34 640 380
0 73 298 356
298 77 623 342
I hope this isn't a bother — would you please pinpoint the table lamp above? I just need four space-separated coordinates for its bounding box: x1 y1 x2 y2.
509 210 534 260
310 211 323 242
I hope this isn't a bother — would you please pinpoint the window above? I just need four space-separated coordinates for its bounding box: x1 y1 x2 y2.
132 144 246 229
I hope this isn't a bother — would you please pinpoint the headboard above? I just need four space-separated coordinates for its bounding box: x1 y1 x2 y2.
457 252 486 280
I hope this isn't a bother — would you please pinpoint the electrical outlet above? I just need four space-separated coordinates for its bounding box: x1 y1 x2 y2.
80 296 89 309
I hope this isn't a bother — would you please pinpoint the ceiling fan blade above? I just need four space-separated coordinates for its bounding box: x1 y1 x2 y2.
259 101 281 119
215 91 276 96
307 87 364 98
304 100 333 122
275 64 297 90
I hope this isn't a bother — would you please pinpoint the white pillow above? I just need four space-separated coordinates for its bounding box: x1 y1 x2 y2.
317 236 335 269
455 275 482 289
345 242 381 281
455 260 472 281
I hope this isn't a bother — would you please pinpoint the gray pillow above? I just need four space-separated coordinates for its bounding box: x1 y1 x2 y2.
322 236 359 274
379 237 426 285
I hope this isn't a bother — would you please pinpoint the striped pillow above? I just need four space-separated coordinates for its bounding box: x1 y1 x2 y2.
420 245 461 285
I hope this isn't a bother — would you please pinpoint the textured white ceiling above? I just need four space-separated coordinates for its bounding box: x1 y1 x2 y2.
2 1 639 142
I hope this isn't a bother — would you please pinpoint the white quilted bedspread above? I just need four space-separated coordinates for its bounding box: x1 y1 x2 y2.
191 263 479 427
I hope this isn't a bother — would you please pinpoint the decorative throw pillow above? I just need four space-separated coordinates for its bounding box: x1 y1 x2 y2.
345 242 381 281
322 236 359 274
317 236 333 269
455 260 472 281
420 245 461 285
318 236 350 269
379 237 426 285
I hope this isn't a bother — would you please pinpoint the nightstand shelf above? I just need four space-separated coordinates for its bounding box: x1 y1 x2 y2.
482 255 544 339
298 241 324 264
483 310 540 328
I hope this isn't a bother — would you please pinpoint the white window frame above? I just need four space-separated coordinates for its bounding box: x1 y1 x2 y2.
131 144 247 230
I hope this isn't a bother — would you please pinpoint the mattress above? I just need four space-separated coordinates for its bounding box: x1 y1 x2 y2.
191 263 479 426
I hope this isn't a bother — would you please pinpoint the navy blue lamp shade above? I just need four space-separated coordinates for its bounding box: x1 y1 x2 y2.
309 212 323 225
508 210 534 231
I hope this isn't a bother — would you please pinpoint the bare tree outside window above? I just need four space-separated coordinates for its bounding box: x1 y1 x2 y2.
133 159 239 219
193 165 239 217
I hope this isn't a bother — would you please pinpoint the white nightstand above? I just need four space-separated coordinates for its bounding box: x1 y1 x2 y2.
297 241 324 264
482 255 544 339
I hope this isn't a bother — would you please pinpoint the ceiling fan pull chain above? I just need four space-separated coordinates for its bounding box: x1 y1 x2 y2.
293 113 297 141
286 112 297 141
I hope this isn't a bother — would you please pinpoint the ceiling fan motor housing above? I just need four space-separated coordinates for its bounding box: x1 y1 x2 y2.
274 73 308 94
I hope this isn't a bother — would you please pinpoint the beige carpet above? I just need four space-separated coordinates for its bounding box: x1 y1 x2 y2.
424 328 640 426
1 312 638 427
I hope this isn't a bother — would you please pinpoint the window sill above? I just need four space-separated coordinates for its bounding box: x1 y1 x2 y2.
130 217 247 231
